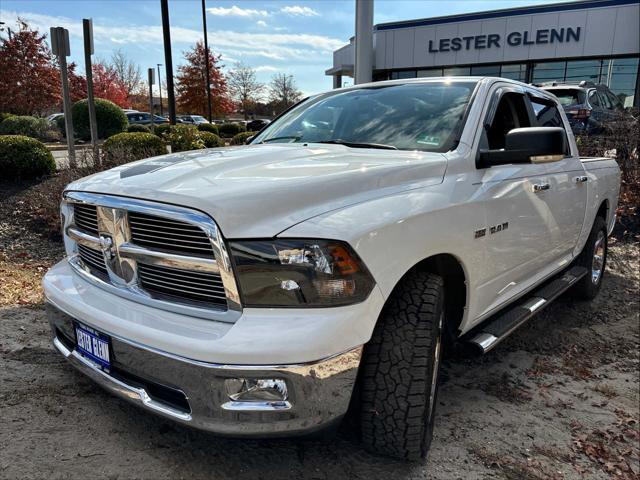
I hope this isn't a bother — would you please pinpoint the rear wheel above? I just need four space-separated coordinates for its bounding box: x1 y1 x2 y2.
359 271 445 460
572 216 608 300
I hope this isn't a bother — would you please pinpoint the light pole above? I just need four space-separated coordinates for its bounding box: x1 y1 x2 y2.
354 0 374 84
201 0 213 122
157 63 163 116
160 0 176 124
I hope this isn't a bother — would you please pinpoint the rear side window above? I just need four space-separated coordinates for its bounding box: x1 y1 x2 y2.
529 98 564 128
547 89 585 106
529 97 569 155
588 90 601 107
605 91 623 110
598 90 614 109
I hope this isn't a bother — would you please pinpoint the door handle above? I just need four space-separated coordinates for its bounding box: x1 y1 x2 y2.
575 176 588 183
532 182 550 193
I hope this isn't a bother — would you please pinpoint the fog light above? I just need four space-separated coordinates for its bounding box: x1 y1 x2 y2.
223 378 290 410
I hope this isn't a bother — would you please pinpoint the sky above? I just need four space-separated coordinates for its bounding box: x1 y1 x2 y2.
1 0 577 96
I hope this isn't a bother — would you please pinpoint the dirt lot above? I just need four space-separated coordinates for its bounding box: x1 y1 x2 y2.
0 185 638 480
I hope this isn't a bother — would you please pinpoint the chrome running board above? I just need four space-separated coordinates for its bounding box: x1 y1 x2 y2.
467 266 588 354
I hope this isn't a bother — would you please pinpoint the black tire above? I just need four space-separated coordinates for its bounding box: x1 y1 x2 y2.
359 271 445 461
572 215 608 300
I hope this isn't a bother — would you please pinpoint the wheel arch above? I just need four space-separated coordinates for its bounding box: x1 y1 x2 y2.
596 198 609 222
386 253 468 341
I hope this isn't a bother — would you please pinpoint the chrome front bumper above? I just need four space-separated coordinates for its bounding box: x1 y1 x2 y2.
47 303 362 436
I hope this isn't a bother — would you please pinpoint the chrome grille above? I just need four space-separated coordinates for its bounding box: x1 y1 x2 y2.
63 192 241 322
77 244 108 276
137 263 227 308
73 204 99 236
128 211 215 257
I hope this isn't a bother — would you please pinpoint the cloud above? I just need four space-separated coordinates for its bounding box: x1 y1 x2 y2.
1 10 343 64
256 20 267 27
207 6 268 17
280 6 320 17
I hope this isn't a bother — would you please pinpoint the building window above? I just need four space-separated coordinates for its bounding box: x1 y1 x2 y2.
532 61 565 83
443 66 470 76
500 64 527 82
391 70 417 79
565 60 601 83
417 68 443 77
471 65 501 76
606 58 639 106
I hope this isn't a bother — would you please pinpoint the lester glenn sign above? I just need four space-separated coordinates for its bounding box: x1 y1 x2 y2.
428 27 581 52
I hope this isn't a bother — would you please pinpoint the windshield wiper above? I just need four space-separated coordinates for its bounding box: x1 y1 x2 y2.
316 139 398 150
259 136 301 144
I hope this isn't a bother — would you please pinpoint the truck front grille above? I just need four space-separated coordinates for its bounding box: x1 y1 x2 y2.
77 244 108 277
128 211 214 257
137 263 227 308
65 193 241 321
73 204 99 236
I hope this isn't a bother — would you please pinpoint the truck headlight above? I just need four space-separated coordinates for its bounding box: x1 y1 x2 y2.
229 239 375 307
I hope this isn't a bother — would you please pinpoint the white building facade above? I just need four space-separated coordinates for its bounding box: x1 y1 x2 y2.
327 0 640 106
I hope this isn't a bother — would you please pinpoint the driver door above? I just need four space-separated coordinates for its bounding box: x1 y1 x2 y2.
472 86 554 318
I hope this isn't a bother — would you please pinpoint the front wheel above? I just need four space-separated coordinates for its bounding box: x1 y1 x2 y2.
572 216 608 300
359 271 445 460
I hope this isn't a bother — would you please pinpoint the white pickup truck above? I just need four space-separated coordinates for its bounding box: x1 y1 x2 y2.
44 77 620 460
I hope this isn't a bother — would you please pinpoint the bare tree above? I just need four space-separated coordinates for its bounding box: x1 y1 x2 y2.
268 73 302 114
109 49 142 99
228 62 264 119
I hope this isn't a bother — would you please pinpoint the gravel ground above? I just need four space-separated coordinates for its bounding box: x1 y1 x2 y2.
0 187 638 479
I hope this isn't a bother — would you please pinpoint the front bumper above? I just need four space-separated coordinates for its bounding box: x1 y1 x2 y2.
47 303 362 436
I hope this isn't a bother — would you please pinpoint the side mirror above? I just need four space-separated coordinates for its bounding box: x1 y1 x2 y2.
479 127 567 167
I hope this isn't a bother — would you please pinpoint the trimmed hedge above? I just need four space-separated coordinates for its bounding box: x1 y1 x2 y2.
0 115 49 140
230 131 257 145
72 98 128 140
154 123 172 138
199 132 225 148
218 122 245 138
0 112 15 123
165 125 204 152
127 124 150 133
197 123 219 135
103 132 167 165
0 135 56 180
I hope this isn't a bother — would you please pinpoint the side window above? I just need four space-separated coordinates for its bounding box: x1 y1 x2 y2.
529 98 563 128
605 91 623 110
598 90 614 109
529 97 570 156
588 90 601 108
485 92 531 150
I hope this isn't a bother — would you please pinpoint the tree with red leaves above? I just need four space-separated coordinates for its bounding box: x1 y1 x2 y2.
0 19 61 115
67 62 87 104
176 41 234 117
91 63 130 108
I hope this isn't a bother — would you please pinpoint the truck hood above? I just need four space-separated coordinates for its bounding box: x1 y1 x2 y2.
67 144 447 238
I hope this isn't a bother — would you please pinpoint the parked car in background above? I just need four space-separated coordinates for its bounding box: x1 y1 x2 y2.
540 81 626 134
178 115 209 125
126 112 169 126
47 113 64 125
246 119 271 132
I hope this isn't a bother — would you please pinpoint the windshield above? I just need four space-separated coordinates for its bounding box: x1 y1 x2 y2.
253 81 477 152
192 115 207 122
546 89 586 107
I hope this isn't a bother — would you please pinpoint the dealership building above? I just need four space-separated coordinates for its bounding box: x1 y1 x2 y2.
327 0 640 106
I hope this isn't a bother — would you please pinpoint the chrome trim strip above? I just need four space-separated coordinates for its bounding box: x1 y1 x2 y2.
67 226 101 250
119 243 219 273
64 191 241 322
221 400 292 411
53 337 192 422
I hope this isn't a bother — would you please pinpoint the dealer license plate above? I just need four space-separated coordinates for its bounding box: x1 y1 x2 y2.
74 323 111 371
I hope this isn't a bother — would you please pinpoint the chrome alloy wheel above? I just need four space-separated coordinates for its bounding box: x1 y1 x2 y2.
591 230 606 285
